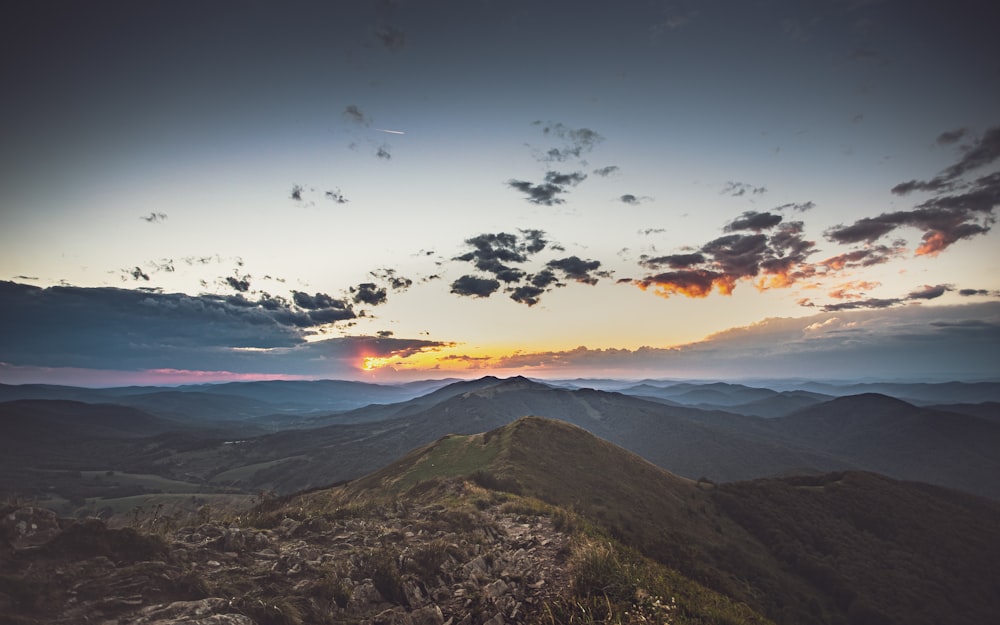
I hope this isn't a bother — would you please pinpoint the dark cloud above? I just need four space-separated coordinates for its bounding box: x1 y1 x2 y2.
509 284 546 306
375 25 405 50
639 253 705 269
370 268 413 292
619 194 652 205
343 105 369 125
531 121 604 162
140 212 167 223
507 171 586 205
291 290 355 324
0 280 451 376
225 276 251 293
506 180 565 206
906 284 953 300
350 282 387 306
450 275 500 298
822 297 902 312
592 165 620 177
325 188 348 204
632 217 816 298
545 256 609 285
449 230 604 306
290 184 304 201
545 170 586 186
126 266 150 281
936 127 968 146
376 145 392 160
959 289 992 297
825 202 994 256
819 245 902 270
774 201 815 212
724 210 783 232
376 330 394 338
636 269 722 298
720 181 767 197
892 126 1000 195
0 281 373 371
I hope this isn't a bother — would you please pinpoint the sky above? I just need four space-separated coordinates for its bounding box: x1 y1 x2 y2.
1 0 999 386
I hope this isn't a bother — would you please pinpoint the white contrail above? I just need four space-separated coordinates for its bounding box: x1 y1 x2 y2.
375 128 406 135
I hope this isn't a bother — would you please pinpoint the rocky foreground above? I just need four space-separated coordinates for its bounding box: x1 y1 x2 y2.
1 483 577 625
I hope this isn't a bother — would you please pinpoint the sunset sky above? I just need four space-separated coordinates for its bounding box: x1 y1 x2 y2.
2 0 999 385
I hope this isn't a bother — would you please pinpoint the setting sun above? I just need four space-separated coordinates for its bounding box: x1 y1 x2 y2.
362 356 391 371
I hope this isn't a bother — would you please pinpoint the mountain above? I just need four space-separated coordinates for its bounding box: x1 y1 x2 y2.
4 415 1000 625
347 417 1000 625
764 393 1000 498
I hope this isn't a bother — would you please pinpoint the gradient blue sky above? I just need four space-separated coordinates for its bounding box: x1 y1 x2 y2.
1 0 999 385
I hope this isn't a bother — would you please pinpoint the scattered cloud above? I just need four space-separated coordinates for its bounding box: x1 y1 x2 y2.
907 284 953 300
124 266 150 282
724 210 783 232
619 194 652 205
531 121 604 162
959 288 994 297
633 216 816 298
376 144 392 160
450 275 501 298
936 127 968 146
343 105 369 125
774 201 816 212
821 297 902 311
140 212 167 223
449 230 607 306
592 165 620 177
351 282 388 306
720 181 767 197
825 126 999 257
290 184 304 201
325 188 349 203
507 171 586 205
375 25 405 50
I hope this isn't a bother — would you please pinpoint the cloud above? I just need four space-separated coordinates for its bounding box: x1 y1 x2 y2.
545 256 609 285
724 210 783 232
325 188 349 204
906 284 953 300
632 214 816 298
819 244 903 270
640 253 706 269
773 201 815 212
619 194 652 205
592 165 620 177
720 181 767 197
370 268 413 292
821 298 902 311
450 275 501 298
889 126 1000 196
449 230 605 306
376 145 392 160
393 303 1000 380
343 105 369 125
225 275 251 293
125 266 150 282
531 121 604 162
140 212 167 223
375 25 405 49
350 282 387 306
290 184 304 201
936 127 968 146
828 280 881 300
507 170 587 206
959 288 994 297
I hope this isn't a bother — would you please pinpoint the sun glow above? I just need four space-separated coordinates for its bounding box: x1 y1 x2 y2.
361 356 391 371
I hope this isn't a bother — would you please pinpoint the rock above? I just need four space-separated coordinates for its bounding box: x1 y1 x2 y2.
411 604 445 625
130 597 257 624
3 506 61 548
